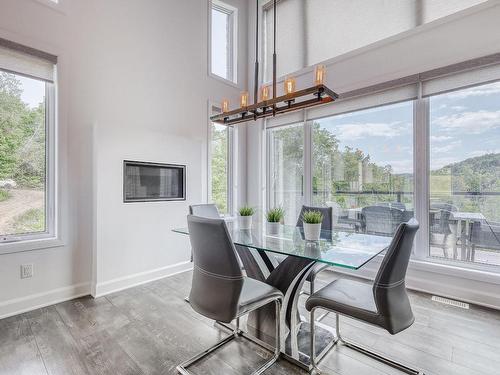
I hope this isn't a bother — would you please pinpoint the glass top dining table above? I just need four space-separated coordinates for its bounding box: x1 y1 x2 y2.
173 220 392 270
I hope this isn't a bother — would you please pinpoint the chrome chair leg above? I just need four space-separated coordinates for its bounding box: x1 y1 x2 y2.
334 314 425 375
177 299 281 375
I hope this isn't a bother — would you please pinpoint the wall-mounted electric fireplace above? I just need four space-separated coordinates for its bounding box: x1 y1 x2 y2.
123 160 186 202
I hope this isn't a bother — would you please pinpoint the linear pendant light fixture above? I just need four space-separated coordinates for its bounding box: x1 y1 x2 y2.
211 0 339 126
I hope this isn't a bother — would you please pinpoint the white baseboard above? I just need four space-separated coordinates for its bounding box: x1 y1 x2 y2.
93 261 193 298
0 282 91 320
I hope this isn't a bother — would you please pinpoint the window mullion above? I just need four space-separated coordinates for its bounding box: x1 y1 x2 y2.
304 114 312 206
414 95 430 259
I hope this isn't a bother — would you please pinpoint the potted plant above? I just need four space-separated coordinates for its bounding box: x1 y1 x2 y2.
238 206 254 230
302 210 323 241
266 207 284 235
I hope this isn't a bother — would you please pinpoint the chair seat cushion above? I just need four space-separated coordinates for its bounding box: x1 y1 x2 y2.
305 279 380 325
237 277 283 316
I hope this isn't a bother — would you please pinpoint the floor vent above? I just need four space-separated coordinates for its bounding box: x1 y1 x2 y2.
431 296 469 309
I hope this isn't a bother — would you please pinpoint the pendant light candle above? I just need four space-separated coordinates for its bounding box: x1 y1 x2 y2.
284 77 296 95
222 99 230 113
240 91 249 108
261 85 271 101
315 64 326 85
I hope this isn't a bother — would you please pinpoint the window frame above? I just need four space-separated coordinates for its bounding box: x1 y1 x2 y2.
0 75 58 253
209 0 238 85
208 102 236 216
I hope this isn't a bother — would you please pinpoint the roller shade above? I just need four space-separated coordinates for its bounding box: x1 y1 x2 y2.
307 84 418 121
422 61 500 97
0 38 57 82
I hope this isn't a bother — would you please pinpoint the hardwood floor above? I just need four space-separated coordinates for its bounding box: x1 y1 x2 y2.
1 270 499 375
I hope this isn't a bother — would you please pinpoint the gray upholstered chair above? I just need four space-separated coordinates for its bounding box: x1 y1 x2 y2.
362 205 405 236
177 215 283 375
296 205 333 296
189 203 220 218
306 219 422 375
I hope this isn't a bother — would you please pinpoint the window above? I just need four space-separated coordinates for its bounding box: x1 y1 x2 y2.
429 81 500 266
263 0 487 79
210 0 237 83
312 102 414 234
267 123 304 225
209 105 234 215
265 57 500 272
0 40 56 245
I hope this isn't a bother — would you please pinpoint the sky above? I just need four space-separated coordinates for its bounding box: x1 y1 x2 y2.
18 75 45 109
211 8 229 79
316 81 500 174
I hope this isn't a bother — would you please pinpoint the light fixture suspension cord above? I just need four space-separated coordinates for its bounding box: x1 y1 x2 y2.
272 0 277 115
254 0 259 106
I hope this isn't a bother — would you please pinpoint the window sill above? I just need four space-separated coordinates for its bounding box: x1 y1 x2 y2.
208 72 239 88
0 237 64 255
358 252 500 286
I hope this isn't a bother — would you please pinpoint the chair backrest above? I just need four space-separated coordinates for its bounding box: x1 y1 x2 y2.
189 204 220 219
362 205 403 236
296 205 333 231
187 215 243 323
373 219 419 334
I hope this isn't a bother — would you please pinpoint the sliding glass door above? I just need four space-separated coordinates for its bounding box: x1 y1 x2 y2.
429 81 500 266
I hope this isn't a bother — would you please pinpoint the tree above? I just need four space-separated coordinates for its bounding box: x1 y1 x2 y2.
0 72 45 187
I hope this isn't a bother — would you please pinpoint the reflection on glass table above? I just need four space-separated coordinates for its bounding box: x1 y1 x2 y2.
173 221 392 270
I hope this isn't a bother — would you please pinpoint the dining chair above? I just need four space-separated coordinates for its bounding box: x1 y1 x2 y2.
429 203 457 258
361 205 404 236
189 203 220 218
306 219 423 375
177 215 283 375
296 205 333 296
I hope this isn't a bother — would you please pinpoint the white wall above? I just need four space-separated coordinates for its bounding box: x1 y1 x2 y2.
0 0 248 318
246 1 500 308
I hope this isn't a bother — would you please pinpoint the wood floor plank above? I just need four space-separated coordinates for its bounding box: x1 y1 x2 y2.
0 315 48 375
1 269 499 375
25 307 91 375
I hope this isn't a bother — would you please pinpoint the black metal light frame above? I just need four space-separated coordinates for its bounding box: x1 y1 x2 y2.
210 0 339 126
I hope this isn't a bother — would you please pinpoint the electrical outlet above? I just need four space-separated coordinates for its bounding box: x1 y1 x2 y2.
21 264 33 279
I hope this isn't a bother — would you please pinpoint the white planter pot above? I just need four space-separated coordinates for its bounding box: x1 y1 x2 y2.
303 222 321 241
266 222 281 235
238 215 253 230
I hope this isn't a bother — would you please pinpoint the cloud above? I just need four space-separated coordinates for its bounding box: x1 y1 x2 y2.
380 159 413 174
430 135 453 142
446 82 500 99
433 110 500 134
430 156 463 170
432 140 462 154
451 105 467 111
334 122 410 141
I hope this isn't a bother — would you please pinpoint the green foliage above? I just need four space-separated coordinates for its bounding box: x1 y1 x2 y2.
12 208 45 233
0 189 10 202
238 206 254 216
0 72 45 188
211 124 228 213
266 207 284 223
302 210 323 224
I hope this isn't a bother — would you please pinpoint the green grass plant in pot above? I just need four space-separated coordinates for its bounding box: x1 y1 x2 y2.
266 207 284 235
302 210 323 241
238 206 254 230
